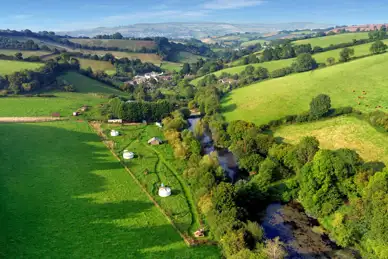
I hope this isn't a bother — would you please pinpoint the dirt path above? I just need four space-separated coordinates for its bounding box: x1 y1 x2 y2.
0 117 63 123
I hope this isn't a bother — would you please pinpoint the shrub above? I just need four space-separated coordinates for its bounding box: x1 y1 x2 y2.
270 67 293 78
292 53 318 72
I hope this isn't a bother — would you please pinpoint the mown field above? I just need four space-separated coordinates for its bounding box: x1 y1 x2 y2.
160 61 182 72
78 58 115 74
293 32 369 48
275 115 388 165
221 53 388 125
0 72 126 117
69 38 156 51
0 121 219 258
101 124 201 235
194 39 388 85
169 51 204 63
0 60 44 75
0 49 51 57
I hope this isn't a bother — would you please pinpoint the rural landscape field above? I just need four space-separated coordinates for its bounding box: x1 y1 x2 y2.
2 1 388 258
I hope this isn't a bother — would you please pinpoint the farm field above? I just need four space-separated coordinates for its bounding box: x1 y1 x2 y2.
169 51 204 63
0 121 219 258
293 32 369 48
69 38 156 51
78 58 115 73
160 61 182 72
195 39 388 84
78 50 162 64
0 49 51 57
0 72 126 117
274 115 388 165
240 39 268 48
0 60 44 75
101 124 201 235
221 53 388 126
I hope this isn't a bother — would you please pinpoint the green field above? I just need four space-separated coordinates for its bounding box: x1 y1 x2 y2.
240 39 268 48
290 30 313 35
70 38 156 51
0 49 51 57
160 61 182 72
294 32 369 48
78 58 115 73
78 50 162 64
0 121 219 258
275 115 388 165
0 72 126 117
194 39 388 85
221 53 388 125
0 60 44 75
101 124 202 235
169 51 204 63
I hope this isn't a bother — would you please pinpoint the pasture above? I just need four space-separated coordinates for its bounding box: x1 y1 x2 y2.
0 72 126 117
0 49 51 57
0 121 219 258
221 53 388 125
169 51 204 63
101 124 201 235
78 58 115 73
0 60 44 75
194 39 388 84
160 61 182 72
293 32 369 48
275 115 388 165
240 39 268 48
69 38 156 51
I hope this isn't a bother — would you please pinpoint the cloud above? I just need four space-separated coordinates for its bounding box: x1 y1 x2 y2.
202 0 265 10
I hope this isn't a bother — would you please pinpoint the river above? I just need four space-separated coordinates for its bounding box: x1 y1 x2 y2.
187 117 358 258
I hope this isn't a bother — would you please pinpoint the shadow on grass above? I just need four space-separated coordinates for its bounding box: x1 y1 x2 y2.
0 122 219 258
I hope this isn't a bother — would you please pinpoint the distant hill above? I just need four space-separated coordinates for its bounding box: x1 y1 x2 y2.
58 22 334 39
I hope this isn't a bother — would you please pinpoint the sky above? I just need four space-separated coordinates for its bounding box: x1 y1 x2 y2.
1 0 388 31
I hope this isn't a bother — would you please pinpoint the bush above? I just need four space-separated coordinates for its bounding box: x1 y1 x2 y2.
292 53 318 72
295 113 311 123
270 67 293 78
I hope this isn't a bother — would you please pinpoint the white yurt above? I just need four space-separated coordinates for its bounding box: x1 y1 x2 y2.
158 183 171 197
123 150 134 160
110 130 119 137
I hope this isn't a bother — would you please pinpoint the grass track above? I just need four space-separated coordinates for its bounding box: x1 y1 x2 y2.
221 53 388 125
0 60 44 75
274 115 388 165
0 121 219 258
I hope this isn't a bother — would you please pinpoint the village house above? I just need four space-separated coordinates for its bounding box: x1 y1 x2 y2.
148 137 163 145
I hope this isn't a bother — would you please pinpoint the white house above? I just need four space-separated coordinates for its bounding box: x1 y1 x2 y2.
123 150 134 160
155 122 162 128
158 183 171 197
108 119 123 124
110 130 119 137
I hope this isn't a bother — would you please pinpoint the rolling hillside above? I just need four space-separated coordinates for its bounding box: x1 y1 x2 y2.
293 32 369 48
69 38 156 51
193 39 388 85
0 60 44 75
221 53 388 125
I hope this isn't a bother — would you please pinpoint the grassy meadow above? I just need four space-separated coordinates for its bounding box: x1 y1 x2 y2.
0 49 51 57
78 58 115 73
240 39 268 48
194 39 388 85
101 124 201 235
160 62 183 72
293 32 369 48
0 121 219 258
275 115 388 165
221 53 388 125
0 72 126 117
169 51 203 63
0 60 44 75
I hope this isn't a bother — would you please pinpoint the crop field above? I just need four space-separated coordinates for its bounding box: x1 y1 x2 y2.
78 58 115 72
0 72 126 117
101 124 202 236
69 38 156 51
160 61 182 72
0 60 44 75
195 39 388 84
274 115 388 165
293 32 369 48
221 53 388 125
0 49 51 57
0 121 219 258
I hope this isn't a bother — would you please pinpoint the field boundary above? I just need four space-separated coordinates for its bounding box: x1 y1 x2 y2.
88 121 197 246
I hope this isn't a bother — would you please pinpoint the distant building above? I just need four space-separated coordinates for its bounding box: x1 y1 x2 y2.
72 112 79 116
123 150 135 160
155 122 162 128
148 137 163 145
108 119 123 124
158 183 171 197
110 130 119 137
